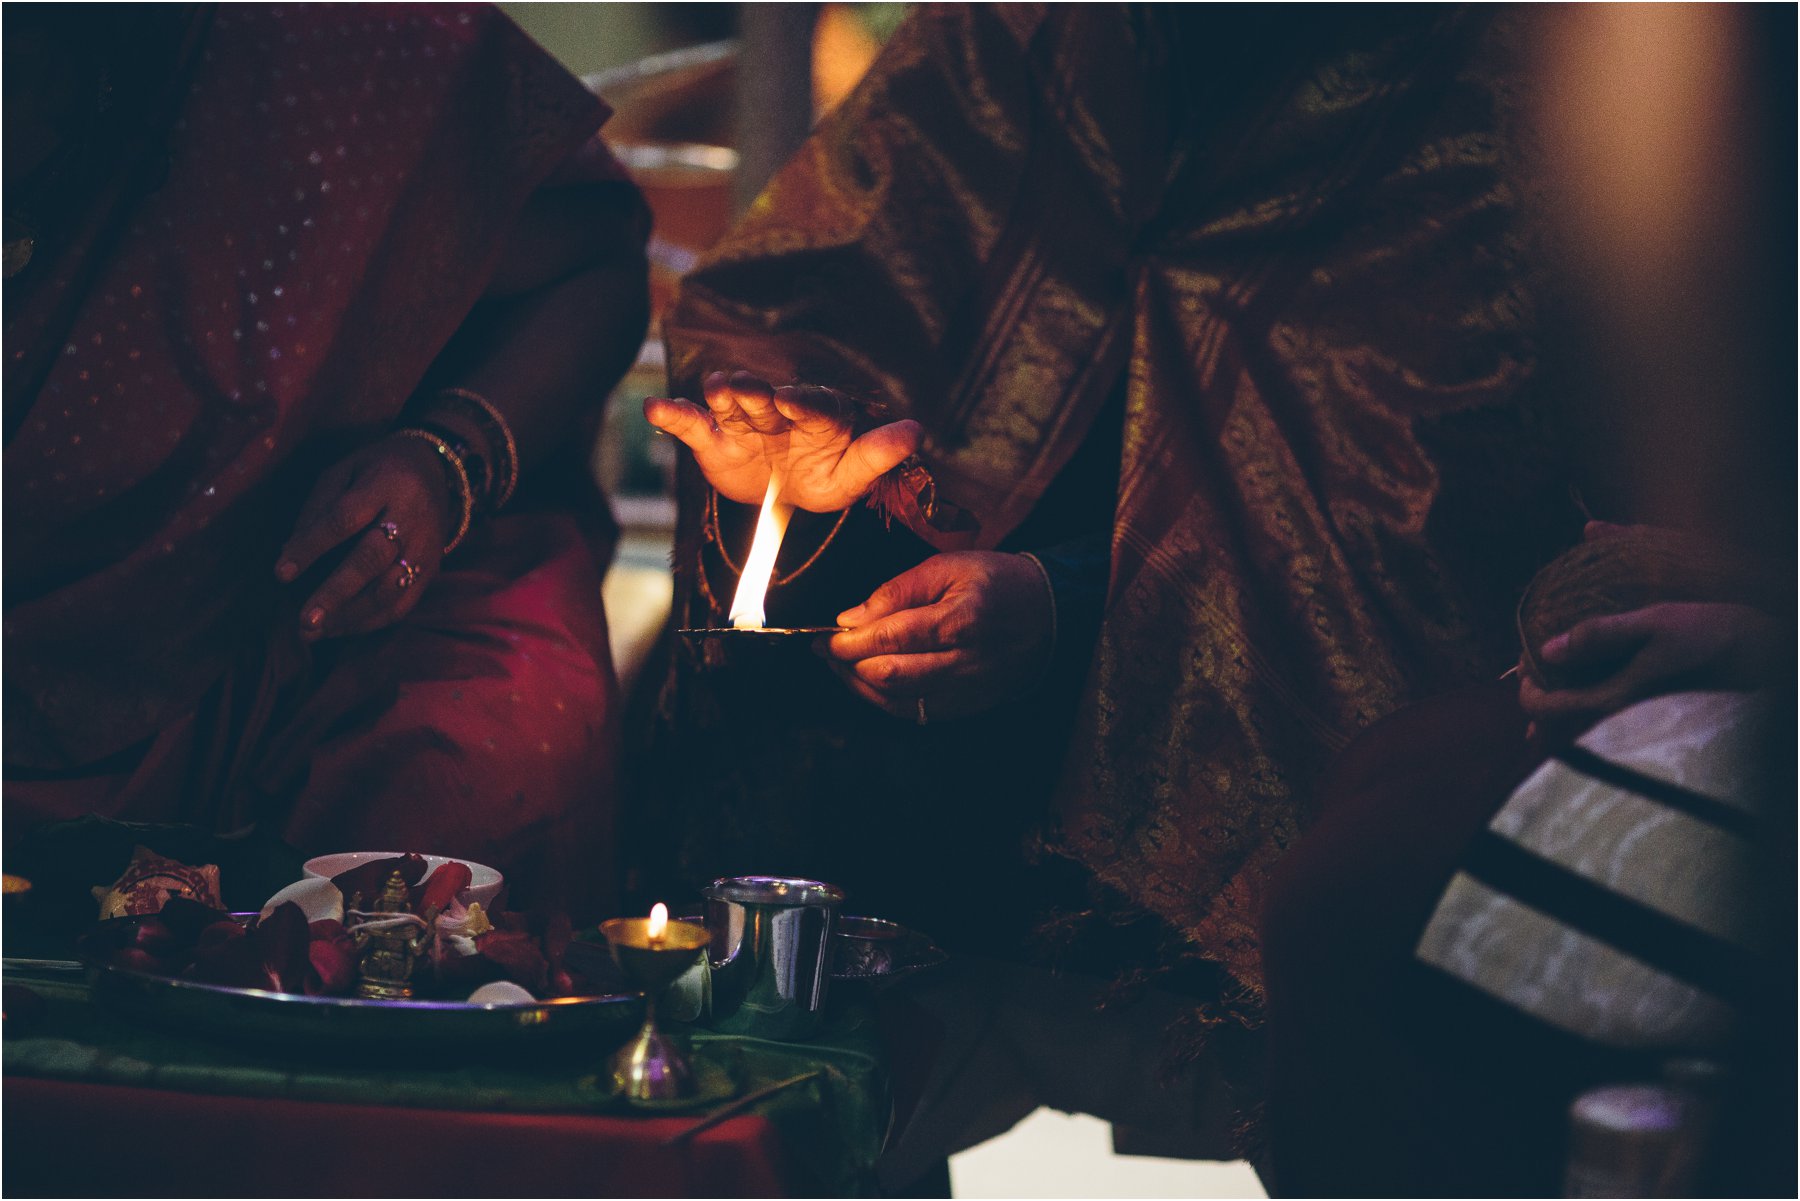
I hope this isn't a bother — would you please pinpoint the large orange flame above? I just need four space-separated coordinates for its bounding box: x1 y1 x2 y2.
727 476 794 629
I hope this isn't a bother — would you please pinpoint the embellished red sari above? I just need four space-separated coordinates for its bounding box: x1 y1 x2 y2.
4 5 643 913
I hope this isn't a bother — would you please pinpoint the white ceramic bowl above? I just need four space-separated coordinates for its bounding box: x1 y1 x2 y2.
302 852 503 910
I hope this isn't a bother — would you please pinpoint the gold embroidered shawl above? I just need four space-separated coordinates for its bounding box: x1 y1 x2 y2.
665 5 1570 1012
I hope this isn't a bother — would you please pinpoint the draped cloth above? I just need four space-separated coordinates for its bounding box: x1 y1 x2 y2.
4 6 641 911
662 6 1570 1029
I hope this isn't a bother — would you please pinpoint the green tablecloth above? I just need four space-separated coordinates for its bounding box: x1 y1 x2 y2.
3 970 891 1194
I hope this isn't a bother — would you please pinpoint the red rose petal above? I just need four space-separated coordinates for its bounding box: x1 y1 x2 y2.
195 921 247 951
183 927 282 991
255 902 312 993
544 911 573 964
330 854 429 910
417 862 472 915
110 947 165 975
305 938 356 996
474 929 548 994
159 897 235 942
124 917 177 956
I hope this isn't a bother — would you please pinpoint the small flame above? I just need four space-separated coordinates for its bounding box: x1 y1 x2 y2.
647 902 669 945
727 476 794 629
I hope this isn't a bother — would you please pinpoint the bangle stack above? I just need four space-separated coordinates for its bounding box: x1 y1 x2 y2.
394 387 520 557
411 423 493 516
393 427 474 555
436 387 519 510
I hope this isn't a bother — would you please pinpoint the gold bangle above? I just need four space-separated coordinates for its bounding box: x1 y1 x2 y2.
395 428 474 555
437 387 519 509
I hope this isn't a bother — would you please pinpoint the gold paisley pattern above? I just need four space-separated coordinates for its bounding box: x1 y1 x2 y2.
666 6 1568 1016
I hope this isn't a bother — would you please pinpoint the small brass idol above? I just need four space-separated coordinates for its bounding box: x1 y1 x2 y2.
348 869 436 1001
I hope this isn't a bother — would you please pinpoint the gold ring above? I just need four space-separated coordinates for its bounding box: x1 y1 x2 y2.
396 559 418 590
916 697 928 726
378 521 400 542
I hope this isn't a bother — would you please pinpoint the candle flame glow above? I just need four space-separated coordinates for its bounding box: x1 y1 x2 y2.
647 902 668 943
727 476 794 629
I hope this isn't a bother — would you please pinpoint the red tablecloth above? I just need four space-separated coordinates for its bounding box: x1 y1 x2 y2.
3 1078 824 1198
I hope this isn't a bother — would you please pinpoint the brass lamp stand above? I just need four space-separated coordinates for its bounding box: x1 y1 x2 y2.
599 915 709 1101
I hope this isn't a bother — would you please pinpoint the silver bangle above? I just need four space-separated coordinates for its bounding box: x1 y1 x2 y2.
1017 551 1058 667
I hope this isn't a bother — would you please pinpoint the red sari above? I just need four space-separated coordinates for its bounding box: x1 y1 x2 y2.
4 6 642 913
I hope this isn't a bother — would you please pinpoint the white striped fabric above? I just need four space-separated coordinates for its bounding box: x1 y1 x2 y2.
1415 691 1767 1051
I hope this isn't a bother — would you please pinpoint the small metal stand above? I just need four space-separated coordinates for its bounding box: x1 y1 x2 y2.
599 916 709 1102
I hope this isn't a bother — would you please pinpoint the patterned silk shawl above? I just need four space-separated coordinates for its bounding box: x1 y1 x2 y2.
665 5 1571 1013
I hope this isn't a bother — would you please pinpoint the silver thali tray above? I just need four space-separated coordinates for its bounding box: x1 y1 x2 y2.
80 927 642 1053
72 911 943 1050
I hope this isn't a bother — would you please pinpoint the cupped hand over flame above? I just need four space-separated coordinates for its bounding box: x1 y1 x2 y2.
644 370 920 511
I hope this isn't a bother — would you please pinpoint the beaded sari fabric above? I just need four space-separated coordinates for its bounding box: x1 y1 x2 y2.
4 6 643 911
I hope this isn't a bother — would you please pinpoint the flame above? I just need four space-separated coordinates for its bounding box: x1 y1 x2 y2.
727 476 794 629
647 902 669 944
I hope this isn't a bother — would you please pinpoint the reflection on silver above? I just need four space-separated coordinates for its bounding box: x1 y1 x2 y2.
83 952 642 1053
702 876 843 1041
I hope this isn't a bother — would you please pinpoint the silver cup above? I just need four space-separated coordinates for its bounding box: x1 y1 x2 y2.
702 876 844 1040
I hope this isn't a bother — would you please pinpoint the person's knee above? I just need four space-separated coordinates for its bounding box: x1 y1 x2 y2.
1260 825 1355 994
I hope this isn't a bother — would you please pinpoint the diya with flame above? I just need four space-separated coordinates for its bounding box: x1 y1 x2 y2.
681 477 843 640
599 902 710 1101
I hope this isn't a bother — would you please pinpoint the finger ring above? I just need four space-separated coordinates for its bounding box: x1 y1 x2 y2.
378 521 400 542
916 697 928 726
396 558 418 590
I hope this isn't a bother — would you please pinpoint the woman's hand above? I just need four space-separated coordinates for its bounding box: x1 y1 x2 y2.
645 370 920 511
1519 601 1781 727
822 552 1054 722
273 435 453 641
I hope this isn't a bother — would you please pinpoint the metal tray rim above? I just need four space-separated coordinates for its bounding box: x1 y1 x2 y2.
86 959 641 1013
